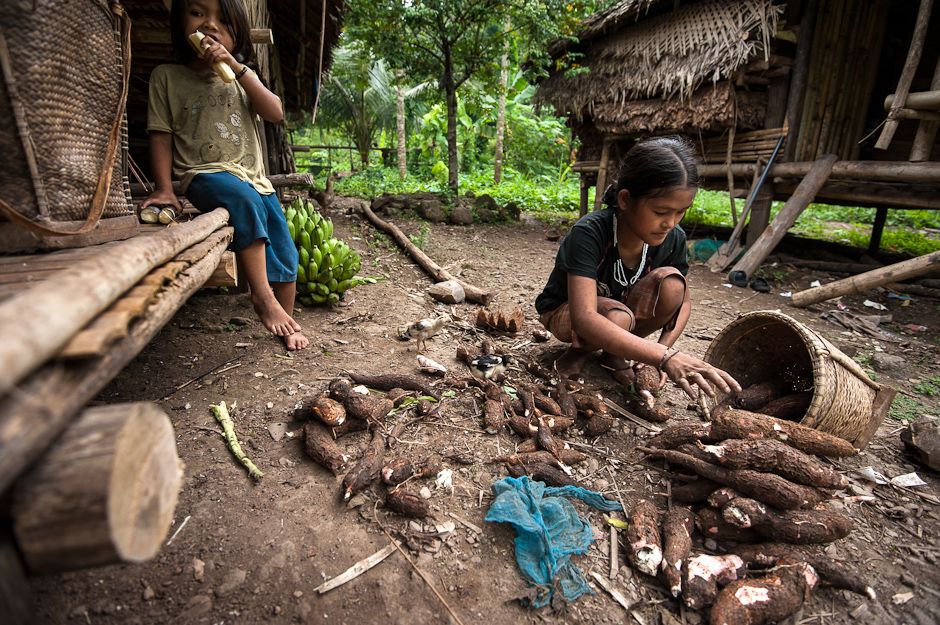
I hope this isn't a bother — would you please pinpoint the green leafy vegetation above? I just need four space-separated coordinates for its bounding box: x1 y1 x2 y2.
889 394 940 421
913 376 940 397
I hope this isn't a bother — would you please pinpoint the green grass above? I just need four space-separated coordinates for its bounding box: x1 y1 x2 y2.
889 394 940 421
327 166 940 255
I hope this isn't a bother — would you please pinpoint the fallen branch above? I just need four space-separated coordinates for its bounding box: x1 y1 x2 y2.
314 543 397 593
210 401 263 480
358 204 492 304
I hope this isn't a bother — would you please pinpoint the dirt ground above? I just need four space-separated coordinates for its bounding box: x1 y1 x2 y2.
31 200 940 625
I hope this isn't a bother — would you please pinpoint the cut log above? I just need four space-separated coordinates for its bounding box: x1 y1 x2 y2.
0 209 230 396
0 534 32 625
12 402 182 573
730 155 837 281
357 204 492 304
203 250 238 288
790 250 940 307
0 231 229 495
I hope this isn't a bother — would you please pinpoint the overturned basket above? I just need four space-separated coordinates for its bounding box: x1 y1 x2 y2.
704 310 895 450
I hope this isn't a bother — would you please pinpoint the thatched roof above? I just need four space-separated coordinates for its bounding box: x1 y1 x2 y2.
537 0 781 126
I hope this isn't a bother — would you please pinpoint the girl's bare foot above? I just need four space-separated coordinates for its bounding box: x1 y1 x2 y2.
554 347 592 380
251 293 299 336
282 330 309 351
600 352 636 387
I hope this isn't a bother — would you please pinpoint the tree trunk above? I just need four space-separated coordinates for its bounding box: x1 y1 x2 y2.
12 402 182 574
396 69 407 179
443 46 459 194
493 21 510 184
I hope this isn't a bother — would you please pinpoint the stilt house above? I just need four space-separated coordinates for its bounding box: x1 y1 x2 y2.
537 0 940 252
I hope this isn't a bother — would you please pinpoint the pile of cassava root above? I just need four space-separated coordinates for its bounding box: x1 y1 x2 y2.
630 404 874 625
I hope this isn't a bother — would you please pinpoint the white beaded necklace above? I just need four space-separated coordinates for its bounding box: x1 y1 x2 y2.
613 214 648 287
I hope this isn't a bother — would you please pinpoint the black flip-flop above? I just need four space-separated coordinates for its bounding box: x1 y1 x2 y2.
750 277 771 293
728 270 749 288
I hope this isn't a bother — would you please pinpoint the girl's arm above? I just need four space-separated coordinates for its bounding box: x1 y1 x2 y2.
568 275 739 397
140 131 181 211
201 36 283 123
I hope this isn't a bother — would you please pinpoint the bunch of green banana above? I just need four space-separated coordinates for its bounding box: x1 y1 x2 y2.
284 198 373 306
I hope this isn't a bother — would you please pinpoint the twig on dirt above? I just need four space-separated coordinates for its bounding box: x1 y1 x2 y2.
165 515 191 546
448 512 483 534
590 571 632 610
160 355 241 399
603 398 662 432
428 421 488 435
380 528 468 625
314 543 398 594
610 525 619 580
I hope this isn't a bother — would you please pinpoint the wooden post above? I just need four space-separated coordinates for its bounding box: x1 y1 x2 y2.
0 233 228 494
791 250 940 307
204 250 238 288
0 209 229 396
0 532 32 625
579 176 589 217
12 403 181 574
593 139 612 211
743 185 774 247
875 0 934 150
731 155 838 279
911 56 940 162
868 206 889 255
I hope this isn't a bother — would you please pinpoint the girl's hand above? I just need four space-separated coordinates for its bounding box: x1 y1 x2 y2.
662 351 741 399
199 34 240 72
140 189 181 212
634 362 668 391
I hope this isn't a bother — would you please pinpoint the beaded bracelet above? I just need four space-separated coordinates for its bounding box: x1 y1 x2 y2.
659 346 679 370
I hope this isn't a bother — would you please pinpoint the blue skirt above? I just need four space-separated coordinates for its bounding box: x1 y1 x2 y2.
187 172 298 282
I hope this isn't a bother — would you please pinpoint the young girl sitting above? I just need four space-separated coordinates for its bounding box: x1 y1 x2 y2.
141 0 308 350
535 136 739 398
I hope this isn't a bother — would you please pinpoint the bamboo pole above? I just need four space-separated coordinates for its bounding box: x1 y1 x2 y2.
0 209 229 396
0 234 228 494
731 155 838 280
12 402 181 574
885 90 940 111
594 140 612 211
791 250 940 307
848 1 889 160
876 0 934 150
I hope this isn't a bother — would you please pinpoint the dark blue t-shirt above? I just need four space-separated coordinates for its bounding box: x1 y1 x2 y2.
535 208 689 315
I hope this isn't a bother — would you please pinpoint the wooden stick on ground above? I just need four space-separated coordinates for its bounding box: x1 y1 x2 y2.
314 543 397 593
210 401 263 480
357 203 493 305
590 571 632 610
791 249 940 307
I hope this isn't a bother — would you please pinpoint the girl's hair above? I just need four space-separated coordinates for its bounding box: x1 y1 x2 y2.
170 0 254 66
604 136 699 206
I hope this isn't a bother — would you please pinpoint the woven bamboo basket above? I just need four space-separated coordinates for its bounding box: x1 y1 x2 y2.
704 310 894 450
0 0 136 252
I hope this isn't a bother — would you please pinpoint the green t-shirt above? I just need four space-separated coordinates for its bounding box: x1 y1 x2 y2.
147 64 274 195
535 208 689 315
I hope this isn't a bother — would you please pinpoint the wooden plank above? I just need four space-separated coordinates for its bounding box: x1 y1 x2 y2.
204 250 238 288
731 155 838 280
58 229 232 359
0 208 229 396
0 235 229 495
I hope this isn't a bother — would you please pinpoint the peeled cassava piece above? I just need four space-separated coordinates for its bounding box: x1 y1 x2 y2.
188 31 236 82
721 498 853 544
682 553 747 609
709 559 818 625
287 198 371 306
627 499 662 577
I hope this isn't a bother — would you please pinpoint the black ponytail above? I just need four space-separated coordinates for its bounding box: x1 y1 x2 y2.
605 136 699 208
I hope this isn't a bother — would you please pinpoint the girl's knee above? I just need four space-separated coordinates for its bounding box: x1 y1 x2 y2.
657 275 686 314
603 307 635 331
